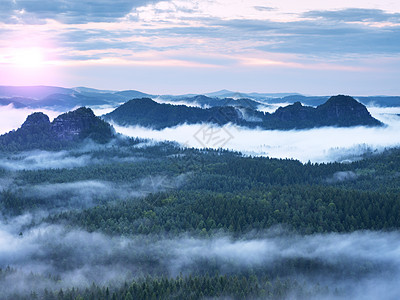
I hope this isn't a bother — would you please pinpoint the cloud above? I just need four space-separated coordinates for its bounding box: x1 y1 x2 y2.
0 140 144 172
253 6 275 12
326 171 358 183
304 8 400 24
22 175 186 208
0 0 156 24
2 0 400 83
0 150 92 171
1 215 400 299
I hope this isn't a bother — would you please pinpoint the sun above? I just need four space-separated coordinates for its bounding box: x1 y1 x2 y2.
11 47 45 68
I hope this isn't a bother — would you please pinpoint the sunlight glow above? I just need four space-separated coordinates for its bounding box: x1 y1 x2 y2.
10 48 45 67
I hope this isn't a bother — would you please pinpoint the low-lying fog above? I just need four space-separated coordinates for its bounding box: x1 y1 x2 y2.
113 106 400 163
2 103 400 163
1 102 400 299
0 214 399 299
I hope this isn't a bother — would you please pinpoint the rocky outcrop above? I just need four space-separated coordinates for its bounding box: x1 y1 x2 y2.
315 95 381 126
21 112 51 129
51 107 112 141
273 102 314 122
0 107 114 151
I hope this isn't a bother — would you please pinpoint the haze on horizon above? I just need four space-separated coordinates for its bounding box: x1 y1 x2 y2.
0 0 400 95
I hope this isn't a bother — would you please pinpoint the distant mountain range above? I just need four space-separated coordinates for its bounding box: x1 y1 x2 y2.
104 95 382 130
0 86 399 111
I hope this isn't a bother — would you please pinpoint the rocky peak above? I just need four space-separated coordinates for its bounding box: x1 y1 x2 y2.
21 112 50 128
21 112 51 131
0 107 114 151
51 107 113 142
315 95 381 126
317 95 365 115
274 101 314 121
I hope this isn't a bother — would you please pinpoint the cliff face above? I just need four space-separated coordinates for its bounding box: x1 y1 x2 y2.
273 102 314 122
0 107 114 151
51 107 112 141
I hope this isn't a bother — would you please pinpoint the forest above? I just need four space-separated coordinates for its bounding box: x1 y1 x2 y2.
1 135 400 299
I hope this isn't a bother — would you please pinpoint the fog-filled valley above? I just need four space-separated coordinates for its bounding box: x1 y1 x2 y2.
1 90 400 299
2 97 400 163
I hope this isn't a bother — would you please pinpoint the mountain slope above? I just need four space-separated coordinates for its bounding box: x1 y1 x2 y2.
103 98 260 129
104 95 382 130
0 97 27 108
316 95 380 126
0 107 114 151
0 86 74 99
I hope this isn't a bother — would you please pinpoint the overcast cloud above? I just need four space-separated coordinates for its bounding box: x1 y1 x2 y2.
1 1 400 93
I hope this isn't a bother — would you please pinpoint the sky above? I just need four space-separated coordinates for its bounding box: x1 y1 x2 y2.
0 0 400 95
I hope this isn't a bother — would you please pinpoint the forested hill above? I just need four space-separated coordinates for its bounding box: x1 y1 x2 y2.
0 107 114 151
104 95 382 129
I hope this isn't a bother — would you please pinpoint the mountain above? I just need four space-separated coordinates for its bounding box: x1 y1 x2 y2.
204 90 301 99
104 95 382 130
2 86 400 112
0 85 74 99
103 98 258 129
316 95 381 126
0 107 114 151
161 95 265 109
0 86 153 111
114 90 154 99
73 87 115 94
29 93 123 110
205 89 235 97
268 95 382 129
356 96 400 107
278 95 330 106
0 97 27 108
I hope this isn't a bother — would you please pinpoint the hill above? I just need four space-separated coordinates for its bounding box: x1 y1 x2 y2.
104 95 382 130
103 98 257 129
0 107 114 151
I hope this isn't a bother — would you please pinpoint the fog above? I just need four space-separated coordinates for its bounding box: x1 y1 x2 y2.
112 106 400 163
1 214 400 299
326 171 358 183
0 150 93 171
20 180 143 209
3 102 400 163
2 101 400 299
0 103 115 135
0 104 63 135
91 104 122 116
0 139 148 171
0 173 188 214
154 97 205 108
0 149 143 171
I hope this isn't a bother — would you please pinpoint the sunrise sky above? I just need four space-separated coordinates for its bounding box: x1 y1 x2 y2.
0 0 400 95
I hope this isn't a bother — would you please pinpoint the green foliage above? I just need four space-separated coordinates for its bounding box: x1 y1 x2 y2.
2 273 333 300
51 186 400 235
3 141 400 298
